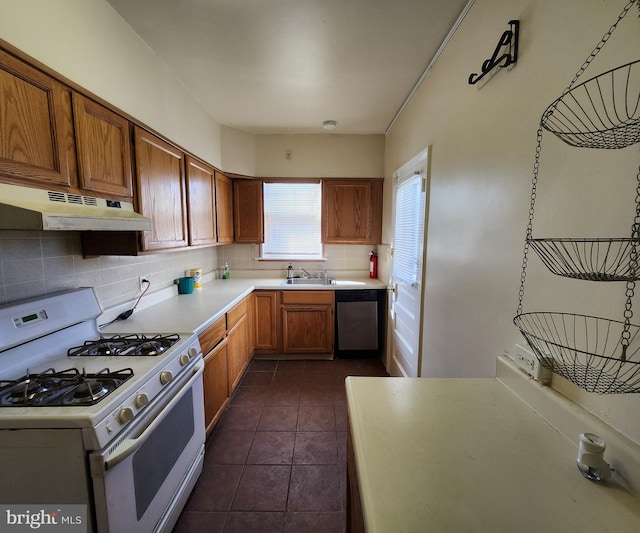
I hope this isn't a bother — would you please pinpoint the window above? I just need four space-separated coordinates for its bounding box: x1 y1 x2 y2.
261 181 323 260
393 170 425 285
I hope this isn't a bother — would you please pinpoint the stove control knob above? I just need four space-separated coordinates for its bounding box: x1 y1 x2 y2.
119 407 134 425
180 354 190 366
135 393 149 408
160 371 173 385
188 346 198 358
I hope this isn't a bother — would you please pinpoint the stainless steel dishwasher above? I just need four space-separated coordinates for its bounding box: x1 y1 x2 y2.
334 289 386 358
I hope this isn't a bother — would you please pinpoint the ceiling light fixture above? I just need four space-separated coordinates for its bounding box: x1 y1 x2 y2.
323 120 337 130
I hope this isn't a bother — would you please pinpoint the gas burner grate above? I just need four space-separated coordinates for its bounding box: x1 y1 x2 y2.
0 367 134 407
67 334 180 357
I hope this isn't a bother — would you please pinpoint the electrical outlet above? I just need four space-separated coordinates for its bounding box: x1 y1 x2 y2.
285 149 293 160
515 343 535 374
138 276 149 292
514 344 552 384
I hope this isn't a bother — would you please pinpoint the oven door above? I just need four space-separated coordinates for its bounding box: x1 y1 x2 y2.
89 364 205 533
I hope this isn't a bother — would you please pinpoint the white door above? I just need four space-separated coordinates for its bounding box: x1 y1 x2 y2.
389 148 428 377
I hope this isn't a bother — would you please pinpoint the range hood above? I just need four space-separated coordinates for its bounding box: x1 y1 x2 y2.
0 183 152 231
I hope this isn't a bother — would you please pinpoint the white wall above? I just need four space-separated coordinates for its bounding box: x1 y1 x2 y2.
221 126 257 176
385 0 640 444
0 0 222 168
255 134 384 177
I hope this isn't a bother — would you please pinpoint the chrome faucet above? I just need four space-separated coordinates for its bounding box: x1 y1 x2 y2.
299 267 316 278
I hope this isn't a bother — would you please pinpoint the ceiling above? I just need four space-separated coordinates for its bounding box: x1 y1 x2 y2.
106 0 471 135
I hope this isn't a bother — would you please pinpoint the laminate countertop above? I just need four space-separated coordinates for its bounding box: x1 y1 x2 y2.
101 277 386 335
345 357 640 533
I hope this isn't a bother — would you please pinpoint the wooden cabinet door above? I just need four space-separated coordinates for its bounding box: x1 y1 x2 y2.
215 171 234 243
247 292 256 357
0 49 76 188
186 156 217 246
134 126 188 251
203 338 229 435
322 179 383 244
233 179 264 243
281 291 334 354
227 314 249 393
254 291 278 353
72 92 133 198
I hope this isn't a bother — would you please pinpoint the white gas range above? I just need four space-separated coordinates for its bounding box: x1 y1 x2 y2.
0 288 205 533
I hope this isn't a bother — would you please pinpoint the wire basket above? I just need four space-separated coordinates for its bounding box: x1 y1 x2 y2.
541 60 640 149
528 238 640 281
514 312 640 393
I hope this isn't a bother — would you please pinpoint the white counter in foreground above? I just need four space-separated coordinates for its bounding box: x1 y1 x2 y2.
345 358 640 532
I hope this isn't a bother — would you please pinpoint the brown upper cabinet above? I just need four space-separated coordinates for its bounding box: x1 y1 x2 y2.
134 126 188 251
186 156 217 246
82 140 230 256
0 49 76 189
72 92 133 199
233 179 264 243
322 179 383 244
215 171 234 243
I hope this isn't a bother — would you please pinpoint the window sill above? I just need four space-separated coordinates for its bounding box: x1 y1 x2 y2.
257 257 329 262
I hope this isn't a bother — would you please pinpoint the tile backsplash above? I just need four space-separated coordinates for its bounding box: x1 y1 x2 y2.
215 243 373 275
0 230 218 309
0 231 374 309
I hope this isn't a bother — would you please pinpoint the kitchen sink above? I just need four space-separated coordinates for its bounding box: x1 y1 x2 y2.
281 278 334 285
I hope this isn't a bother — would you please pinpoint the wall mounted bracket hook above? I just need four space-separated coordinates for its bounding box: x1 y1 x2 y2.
468 20 519 85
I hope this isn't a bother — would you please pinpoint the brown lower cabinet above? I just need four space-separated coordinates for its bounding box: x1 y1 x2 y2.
254 290 335 356
227 312 249 394
202 338 229 435
254 290 279 353
199 315 228 435
281 291 334 354
199 296 251 435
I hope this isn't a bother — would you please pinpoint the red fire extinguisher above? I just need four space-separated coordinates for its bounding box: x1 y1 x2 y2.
369 250 378 279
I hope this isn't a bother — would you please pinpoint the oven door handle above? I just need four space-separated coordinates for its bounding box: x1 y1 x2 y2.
95 364 203 474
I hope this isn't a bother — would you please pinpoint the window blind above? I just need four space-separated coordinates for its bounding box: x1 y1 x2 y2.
262 182 322 259
393 172 424 284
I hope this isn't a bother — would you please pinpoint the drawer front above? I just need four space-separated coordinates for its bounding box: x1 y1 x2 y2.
281 290 334 305
199 315 227 354
227 297 248 330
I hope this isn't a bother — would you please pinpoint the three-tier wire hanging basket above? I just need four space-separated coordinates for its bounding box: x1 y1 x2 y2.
513 0 640 394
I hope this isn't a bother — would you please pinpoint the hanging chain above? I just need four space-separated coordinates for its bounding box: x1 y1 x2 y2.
608 0 640 362
562 0 638 95
517 124 544 316
519 0 637 317
520 0 639 328
620 163 640 361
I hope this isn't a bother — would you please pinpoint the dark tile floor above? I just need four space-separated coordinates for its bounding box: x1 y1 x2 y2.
173 357 388 533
